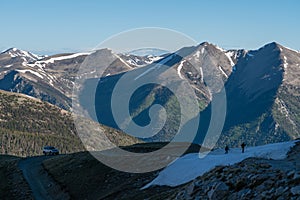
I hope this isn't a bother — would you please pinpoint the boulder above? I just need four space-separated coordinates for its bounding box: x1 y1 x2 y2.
290 186 300 195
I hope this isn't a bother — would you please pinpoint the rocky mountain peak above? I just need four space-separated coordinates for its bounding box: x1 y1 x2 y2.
1 47 43 62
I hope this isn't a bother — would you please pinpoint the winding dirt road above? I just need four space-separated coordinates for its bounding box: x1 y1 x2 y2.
19 156 70 200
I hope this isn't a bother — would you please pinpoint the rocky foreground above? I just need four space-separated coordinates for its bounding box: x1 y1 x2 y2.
172 141 300 199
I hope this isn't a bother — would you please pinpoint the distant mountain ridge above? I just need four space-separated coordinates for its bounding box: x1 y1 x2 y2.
0 47 162 110
0 42 300 147
128 48 170 56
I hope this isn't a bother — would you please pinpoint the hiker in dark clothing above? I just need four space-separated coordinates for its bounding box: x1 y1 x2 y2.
241 142 246 153
225 145 229 154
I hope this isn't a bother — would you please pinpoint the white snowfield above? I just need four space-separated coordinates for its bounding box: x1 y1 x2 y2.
40 52 91 64
177 60 186 79
142 140 297 189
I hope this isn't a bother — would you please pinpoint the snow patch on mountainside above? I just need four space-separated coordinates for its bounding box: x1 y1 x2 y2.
194 50 202 58
126 58 143 67
177 60 186 79
283 56 288 69
218 66 228 78
41 52 91 64
4 64 13 68
247 53 254 57
114 54 133 69
225 51 235 67
124 55 163 67
16 69 44 79
215 45 224 52
199 67 204 82
134 54 174 80
142 140 297 188
146 56 163 64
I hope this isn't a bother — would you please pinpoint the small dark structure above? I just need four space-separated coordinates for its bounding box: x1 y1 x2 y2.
225 145 229 154
241 142 246 153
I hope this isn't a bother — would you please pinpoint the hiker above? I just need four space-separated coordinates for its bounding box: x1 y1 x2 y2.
225 145 229 154
241 142 246 153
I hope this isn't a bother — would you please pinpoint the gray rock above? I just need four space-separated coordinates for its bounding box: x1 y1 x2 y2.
293 173 300 181
275 186 286 196
175 191 185 200
185 183 195 196
259 191 269 198
235 177 248 190
250 174 269 188
291 186 300 195
194 180 202 187
287 170 295 178
237 188 252 198
207 182 229 200
247 174 254 179
269 187 276 194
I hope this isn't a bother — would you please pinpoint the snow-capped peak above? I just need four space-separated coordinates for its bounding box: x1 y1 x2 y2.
2 47 44 61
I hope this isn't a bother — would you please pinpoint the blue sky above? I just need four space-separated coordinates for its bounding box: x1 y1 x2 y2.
1 0 299 54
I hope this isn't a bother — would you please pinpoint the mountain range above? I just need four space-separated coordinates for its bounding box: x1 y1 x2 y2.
0 42 299 148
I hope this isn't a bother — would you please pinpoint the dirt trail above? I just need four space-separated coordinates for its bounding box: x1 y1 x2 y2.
19 156 70 200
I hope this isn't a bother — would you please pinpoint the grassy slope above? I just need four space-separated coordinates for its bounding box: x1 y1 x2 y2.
0 90 140 157
42 142 203 200
43 152 169 200
217 84 299 148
